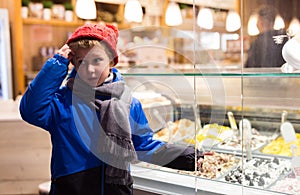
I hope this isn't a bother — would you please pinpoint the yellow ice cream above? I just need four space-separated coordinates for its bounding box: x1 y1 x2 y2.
184 123 233 146
261 133 300 156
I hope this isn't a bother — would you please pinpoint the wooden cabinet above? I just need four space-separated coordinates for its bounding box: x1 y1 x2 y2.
22 1 86 91
3 0 163 98
22 19 84 85
4 0 133 98
0 0 24 98
0 0 84 98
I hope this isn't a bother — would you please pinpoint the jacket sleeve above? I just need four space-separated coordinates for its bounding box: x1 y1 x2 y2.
19 54 69 130
129 98 203 171
151 143 203 171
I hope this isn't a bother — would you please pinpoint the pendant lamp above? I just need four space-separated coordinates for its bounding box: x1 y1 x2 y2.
289 17 300 35
247 14 259 36
273 14 285 30
288 0 300 35
226 10 241 32
75 0 97 20
165 1 182 26
124 0 143 23
197 8 213 30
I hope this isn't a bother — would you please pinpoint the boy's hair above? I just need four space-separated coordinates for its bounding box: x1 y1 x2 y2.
68 39 114 64
66 23 119 65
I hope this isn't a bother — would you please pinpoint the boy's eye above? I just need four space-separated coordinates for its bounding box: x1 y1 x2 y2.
78 60 87 66
76 57 103 67
93 58 103 64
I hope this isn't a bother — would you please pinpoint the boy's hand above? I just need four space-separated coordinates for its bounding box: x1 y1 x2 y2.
57 44 74 61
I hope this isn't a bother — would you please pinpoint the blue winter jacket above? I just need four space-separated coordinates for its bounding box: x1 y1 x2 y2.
19 54 167 180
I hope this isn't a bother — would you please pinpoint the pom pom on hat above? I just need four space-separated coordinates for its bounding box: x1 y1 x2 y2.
66 23 119 65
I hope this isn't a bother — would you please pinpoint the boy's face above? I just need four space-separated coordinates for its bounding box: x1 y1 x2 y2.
73 45 113 86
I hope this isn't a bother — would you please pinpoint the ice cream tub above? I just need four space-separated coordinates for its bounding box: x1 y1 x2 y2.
177 151 240 180
260 133 300 157
268 172 300 195
216 129 278 154
220 156 292 189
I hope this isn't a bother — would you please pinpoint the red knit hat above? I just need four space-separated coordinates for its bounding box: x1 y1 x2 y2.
66 23 119 65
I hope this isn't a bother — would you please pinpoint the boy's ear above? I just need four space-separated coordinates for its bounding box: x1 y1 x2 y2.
70 59 75 66
70 56 77 68
110 61 115 67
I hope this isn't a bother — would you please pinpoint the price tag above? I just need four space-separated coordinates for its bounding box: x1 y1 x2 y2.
280 122 297 143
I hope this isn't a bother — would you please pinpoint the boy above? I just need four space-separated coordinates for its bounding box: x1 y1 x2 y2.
20 23 203 195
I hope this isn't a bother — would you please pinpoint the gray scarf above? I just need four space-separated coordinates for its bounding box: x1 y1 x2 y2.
67 77 137 185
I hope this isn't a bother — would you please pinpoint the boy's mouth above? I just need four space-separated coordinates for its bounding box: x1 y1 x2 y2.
87 77 98 82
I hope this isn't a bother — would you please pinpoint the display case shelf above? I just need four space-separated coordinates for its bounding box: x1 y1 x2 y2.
22 18 84 27
122 72 300 77
120 67 300 77
131 164 285 195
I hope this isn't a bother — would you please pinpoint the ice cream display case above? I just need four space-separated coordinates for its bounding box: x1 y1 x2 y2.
121 67 300 195
113 0 300 193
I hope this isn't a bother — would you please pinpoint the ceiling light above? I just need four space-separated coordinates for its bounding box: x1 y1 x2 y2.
226 10 241 32
75 0 97 20
165 1 182 26
288 17 300 36
197 8 213 30
274 14 285 30
124 0 143 23
247 14 259 36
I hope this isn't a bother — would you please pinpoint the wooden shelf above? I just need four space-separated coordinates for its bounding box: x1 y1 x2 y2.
23 18 85 27
95 0 126 4
23 17 132 29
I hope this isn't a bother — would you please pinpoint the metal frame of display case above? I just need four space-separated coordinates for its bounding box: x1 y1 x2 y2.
131 164 285 195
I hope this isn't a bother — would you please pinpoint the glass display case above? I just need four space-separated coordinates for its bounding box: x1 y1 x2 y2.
123 70 300 195
116 0 300 194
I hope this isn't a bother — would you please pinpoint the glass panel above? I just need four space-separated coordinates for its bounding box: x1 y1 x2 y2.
240 0 296 194
194 0 243 188
119 0 299 194
119 24 200 193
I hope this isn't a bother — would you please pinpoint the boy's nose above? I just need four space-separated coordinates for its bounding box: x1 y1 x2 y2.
87 64 95 73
